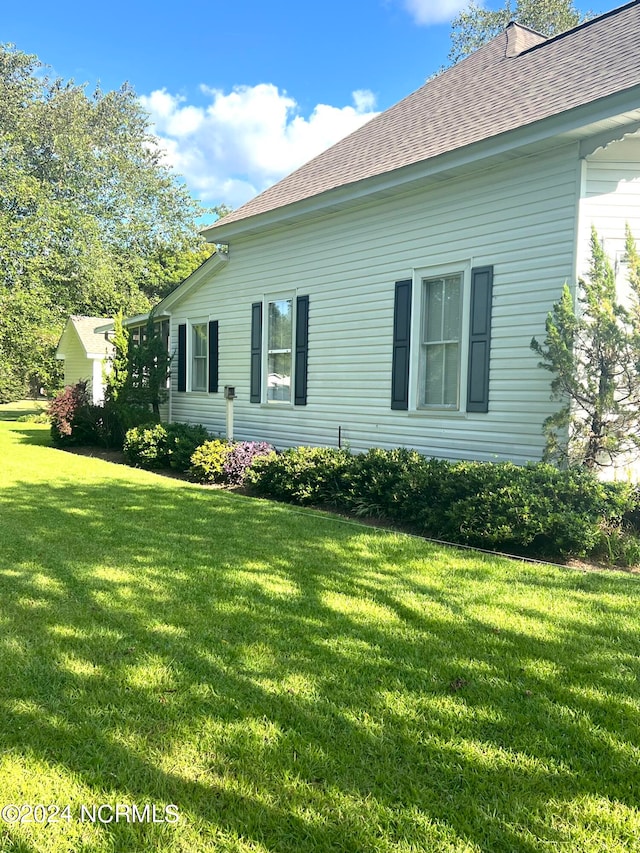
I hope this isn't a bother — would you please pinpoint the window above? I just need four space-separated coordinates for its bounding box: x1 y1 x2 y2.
391 265 493 413
191 322 207 391
250 296 309 405
266 298 293 403
421 274 462 408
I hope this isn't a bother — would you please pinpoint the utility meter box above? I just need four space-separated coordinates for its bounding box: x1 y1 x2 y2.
224 385 236 400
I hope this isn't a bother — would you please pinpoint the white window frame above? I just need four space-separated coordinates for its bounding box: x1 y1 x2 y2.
262 292 296 406
189 320 208 393
409 261 471 413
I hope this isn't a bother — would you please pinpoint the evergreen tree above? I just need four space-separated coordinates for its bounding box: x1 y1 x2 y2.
531 227 640 470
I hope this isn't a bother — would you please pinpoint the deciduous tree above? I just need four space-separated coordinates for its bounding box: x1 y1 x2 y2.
0 43 211 400
448 0 587 65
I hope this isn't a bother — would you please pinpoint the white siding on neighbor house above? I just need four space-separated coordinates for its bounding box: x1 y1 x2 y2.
169 143 582 464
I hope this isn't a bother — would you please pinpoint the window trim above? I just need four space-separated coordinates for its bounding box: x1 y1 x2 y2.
189 319 208 393
262 292 296 406
409 260 471 413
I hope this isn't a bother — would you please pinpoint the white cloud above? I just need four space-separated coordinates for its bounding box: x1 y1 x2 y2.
140 83 379 209
402 0 469 25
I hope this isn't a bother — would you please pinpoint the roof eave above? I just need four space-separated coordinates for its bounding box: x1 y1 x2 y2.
154 251 230 313
205 84 640 242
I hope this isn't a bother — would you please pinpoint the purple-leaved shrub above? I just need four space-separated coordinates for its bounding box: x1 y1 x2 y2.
222 441 275 485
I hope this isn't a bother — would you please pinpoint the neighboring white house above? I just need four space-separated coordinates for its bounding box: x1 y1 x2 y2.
138 3 640 467
55 316 114 405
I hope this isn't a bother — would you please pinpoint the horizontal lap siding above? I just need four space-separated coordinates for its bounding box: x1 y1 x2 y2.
62 337 93 392
578 135 640 279
577 134 640 479
170 144 579 463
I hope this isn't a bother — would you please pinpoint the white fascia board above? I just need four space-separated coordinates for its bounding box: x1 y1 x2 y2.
122 312 169 328
204 85 640 242
153 252 229 313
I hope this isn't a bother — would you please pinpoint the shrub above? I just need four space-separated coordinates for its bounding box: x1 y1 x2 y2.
49 381 98 446
190 439 234 483
94 401 158 450
165 423 211 472
246 446 355 505
123 422 211 471
245 445 637 560
222 441 275 485
16 412 50 424
123 423 170 468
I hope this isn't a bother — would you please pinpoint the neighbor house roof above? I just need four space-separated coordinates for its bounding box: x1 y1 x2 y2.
59 316 113 358
205 0 640 237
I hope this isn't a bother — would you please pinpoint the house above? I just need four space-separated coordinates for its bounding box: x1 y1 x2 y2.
147 2 640 467
55 316 114 405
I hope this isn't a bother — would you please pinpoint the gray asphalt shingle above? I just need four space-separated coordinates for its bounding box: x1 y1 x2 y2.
209 1 640 231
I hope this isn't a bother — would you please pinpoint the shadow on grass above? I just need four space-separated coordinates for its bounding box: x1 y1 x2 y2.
0 472 639 851
0 402 47 422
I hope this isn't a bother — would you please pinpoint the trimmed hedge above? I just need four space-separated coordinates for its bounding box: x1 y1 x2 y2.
246 446 637 559
123 422 210 471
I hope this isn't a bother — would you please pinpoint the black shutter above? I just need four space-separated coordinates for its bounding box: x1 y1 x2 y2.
250 302 262 403
294 295 309 406
177 323 187 393
208 320 219 393
391 280 412 410
466 266 493 413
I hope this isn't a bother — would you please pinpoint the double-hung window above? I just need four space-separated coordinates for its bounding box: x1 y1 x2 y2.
176 319 218 394
421 274 462 408
250 294 309 406
191 322 207 392
266 297 293 403
391 264 493 413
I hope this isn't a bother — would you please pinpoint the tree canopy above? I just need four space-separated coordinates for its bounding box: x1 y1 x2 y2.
0 43 214 400
448 0 588 65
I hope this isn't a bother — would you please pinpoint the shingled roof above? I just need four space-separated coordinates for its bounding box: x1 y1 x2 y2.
67 316 113 356
206 0 640 235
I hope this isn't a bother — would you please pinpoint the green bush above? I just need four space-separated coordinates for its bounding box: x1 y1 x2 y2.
246 446 355 506
123 423 170 468
16 412 50 424
190 439 234 483
166 423 211 472
123 422 210 471
246 446 637 560
95 401 159 450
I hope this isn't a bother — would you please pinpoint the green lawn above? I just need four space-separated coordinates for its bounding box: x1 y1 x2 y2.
1 411 639 852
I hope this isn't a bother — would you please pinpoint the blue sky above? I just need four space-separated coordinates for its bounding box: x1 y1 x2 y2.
5 0 598 212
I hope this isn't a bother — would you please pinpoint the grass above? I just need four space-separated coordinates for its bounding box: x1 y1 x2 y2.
0 408 639 852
